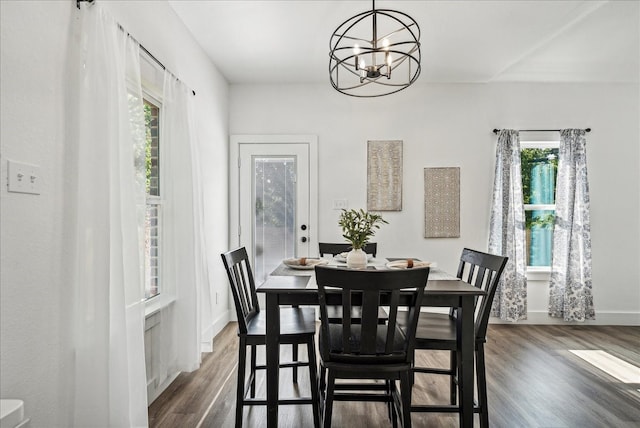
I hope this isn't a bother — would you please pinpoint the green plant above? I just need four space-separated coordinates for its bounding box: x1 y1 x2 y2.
338 209 387 250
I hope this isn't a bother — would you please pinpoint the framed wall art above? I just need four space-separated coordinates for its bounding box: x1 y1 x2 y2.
367 140 402 211
424 167 460 238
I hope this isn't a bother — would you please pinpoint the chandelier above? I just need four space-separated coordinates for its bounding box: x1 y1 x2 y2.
329 0 421 97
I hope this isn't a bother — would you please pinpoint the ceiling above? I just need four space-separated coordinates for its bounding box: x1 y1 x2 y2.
168 0 639 85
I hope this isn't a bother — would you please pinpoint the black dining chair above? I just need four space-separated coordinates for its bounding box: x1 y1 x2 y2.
221 247 321 428
317 242 386 325
318 242 378 257
399 248 508 428
315 265 430 428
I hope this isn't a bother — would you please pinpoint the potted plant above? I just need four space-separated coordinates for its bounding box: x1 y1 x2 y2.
338 208 387 268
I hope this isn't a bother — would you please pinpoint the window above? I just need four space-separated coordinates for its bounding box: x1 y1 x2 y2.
144 97 161 299
521 140 559 268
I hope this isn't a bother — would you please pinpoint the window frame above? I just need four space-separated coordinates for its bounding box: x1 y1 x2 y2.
520 139 560 275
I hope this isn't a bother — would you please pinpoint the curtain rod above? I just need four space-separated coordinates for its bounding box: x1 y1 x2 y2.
76 0 196 96
493 128 591 134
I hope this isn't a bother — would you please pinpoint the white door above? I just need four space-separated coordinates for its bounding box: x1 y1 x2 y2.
231 135 318 284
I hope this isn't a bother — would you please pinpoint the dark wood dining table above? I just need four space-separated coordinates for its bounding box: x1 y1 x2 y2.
257 264 484 428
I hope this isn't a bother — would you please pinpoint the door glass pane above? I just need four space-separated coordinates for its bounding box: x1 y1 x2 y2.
253 156 296 283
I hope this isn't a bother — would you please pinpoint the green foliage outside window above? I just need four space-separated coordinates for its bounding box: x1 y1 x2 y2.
521 147 558 229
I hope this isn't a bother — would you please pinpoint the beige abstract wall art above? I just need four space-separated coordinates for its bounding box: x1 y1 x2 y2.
424 167 460 238
367 140 403 211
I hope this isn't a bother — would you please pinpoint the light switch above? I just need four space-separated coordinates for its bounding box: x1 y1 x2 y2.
7 160 41 195
333 199 348 210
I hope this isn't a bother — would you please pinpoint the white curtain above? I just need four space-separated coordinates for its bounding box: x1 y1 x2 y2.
69 3 148 427
488 130 528 321
549 130 595 321
156 71 211 383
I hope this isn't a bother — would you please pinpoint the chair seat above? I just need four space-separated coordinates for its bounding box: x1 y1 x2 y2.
398 311 458 350
245 307 317 338
321 323 408 364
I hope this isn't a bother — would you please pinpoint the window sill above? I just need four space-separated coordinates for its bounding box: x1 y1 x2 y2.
526 267 551 281
145 294 176 318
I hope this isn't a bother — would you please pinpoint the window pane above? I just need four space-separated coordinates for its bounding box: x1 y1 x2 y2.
145 202 161 299
525 210 555 266
521 148 558 205
144 100 160 197
253 157 296 283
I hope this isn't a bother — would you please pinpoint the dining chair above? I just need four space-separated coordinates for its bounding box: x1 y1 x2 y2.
318 242 378 257
221 247 321 428
317 242 386 324
399 248 508 428
315 265 430 428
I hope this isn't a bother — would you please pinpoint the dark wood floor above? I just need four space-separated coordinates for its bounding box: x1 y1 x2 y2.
149 323 640 428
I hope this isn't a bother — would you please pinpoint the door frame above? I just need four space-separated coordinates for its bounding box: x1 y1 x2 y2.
229 134 319 265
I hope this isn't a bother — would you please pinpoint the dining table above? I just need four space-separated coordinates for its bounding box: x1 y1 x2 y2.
256 257 485 428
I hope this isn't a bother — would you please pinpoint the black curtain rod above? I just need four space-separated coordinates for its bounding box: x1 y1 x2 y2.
77 0 94 9
493 128 591 134
76 0 196 96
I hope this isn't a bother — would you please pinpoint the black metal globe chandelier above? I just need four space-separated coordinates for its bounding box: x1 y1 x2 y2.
329 0 421 97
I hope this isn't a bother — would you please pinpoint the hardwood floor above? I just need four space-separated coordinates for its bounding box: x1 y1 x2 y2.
148 323 640 428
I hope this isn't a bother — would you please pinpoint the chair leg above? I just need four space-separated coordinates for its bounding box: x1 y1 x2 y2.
307 338 321 428
386 380 394 424
399 371 412 428
248 344 257 398
292 343 299 383
323 372 336 428
236 339 247 428
319 364 326 399
449 350 457 405
291 305 300 383
476 343 489 428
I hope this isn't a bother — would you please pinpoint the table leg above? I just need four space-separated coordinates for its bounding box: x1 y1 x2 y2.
265 293 280 428
457 295 474 428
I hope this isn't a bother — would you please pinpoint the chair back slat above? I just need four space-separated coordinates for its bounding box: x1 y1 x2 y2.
456 248 508 340
384 289 401 354
221 247 259 334
315 266 429 363
318 242 377 257
360 289 380 354
341 289 352 352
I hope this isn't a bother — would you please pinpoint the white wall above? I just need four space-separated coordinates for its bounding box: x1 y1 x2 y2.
230 82 640 325
0 1 229 426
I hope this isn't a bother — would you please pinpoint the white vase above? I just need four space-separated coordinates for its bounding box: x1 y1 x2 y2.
346 248 367 269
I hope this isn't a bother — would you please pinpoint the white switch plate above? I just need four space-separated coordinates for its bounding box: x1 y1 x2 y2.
333 199 348 210
7 160 41 195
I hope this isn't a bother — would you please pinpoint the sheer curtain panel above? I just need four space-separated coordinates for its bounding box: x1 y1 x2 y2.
68 3 148 427
549 130 595 321
157 71 211 383
488 130 528 321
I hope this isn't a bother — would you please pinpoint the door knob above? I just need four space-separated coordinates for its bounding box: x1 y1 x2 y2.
301 236 308 243
301 224 307 231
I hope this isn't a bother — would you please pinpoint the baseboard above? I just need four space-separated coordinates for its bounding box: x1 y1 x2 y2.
201 310 231 352
490 311 640 326
148 371 180 404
